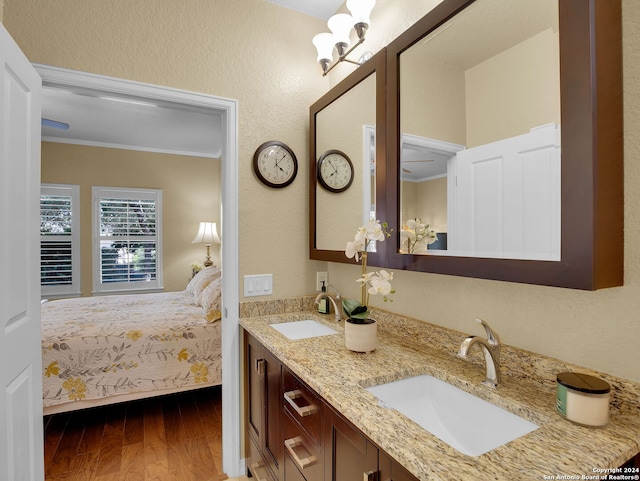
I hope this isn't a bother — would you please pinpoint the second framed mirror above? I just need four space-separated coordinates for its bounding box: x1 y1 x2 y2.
309 49 387 265
384 0 622 289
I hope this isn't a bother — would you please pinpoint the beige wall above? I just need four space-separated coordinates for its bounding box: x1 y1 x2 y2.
2 0 329 301
417 177 447 232
401 177 447 235
400 24 559 149
400 181 417 226
465 28 561 147
400 47 467 145
4 0 640 383
41 142 220 294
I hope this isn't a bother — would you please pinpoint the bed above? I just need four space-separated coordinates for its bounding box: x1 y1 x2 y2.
41 266 223 415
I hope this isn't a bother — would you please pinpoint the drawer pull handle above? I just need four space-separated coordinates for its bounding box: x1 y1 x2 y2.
255 358 265 375
363 470 378 481
249 462 272 481
284 436 316 470
284 389 318 417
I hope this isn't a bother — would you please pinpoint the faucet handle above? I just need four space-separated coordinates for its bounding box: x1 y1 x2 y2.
475 318 500 346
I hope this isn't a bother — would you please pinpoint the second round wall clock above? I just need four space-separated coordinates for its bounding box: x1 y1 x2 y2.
317 149 354 193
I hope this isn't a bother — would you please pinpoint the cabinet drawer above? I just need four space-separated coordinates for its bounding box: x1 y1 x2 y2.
284 452 307 481
247 434 277 481
283 368 322 445
283 413 323 481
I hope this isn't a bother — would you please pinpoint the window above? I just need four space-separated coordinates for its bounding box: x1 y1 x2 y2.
93 187 163 294
40 184 80 298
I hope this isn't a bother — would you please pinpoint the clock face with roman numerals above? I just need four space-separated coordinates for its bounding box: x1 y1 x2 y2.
317 150 354 193
253 141 298 188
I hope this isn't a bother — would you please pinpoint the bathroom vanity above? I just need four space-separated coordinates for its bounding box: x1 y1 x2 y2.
241 306 640 481
244 329 417 481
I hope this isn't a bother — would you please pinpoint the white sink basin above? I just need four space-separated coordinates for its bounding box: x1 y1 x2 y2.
366 375 538 456
270 320 337 341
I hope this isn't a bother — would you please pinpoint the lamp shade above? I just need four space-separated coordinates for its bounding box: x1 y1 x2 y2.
191 222 220 245
328 13 353 50
347 0 375 26
312 33 335 63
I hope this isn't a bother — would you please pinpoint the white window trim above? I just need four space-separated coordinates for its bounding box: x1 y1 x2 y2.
92 186 163 295
40 183 81 299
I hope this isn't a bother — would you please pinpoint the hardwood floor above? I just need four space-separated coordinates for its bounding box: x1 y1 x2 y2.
43 386 227 481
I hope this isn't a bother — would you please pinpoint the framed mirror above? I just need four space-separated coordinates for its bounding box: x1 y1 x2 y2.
310 49 387 265
385 0 622 289
398 0 560 260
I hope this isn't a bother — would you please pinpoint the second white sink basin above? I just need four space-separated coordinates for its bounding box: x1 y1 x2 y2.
366 375 538 456
270 320 337 340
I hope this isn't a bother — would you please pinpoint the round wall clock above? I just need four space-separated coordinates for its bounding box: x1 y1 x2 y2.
317 150 354 193
253 141 298 188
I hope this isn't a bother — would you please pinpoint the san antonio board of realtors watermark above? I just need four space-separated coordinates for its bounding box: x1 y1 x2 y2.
543 467 639 480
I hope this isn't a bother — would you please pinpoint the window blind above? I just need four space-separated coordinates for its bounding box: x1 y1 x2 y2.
40 184 80 297
93 187 162 293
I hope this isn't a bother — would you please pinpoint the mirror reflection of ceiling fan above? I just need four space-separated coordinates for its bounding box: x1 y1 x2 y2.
41 118 69 130
401 158 434 174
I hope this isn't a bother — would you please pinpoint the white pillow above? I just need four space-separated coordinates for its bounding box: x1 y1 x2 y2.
185 266 221 298
198 277 222 323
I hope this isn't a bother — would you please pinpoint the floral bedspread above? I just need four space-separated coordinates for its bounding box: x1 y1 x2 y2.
41 291 222 409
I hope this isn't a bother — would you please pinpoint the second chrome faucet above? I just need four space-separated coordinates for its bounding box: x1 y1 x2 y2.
314 284 342 322
457 318 502 387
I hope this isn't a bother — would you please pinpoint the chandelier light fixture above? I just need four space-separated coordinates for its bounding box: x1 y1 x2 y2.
312 0 376 76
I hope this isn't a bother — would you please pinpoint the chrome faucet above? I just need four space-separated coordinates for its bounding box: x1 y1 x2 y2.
457 318 502 387
314 285 342 322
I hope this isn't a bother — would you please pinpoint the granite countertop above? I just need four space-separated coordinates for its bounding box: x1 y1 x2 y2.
239 307 640 481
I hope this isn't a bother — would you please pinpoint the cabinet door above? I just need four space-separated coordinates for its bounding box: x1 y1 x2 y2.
245 333 282 480
246 333 265 445
324 408 378 481
378 451 419 481
247 435 277 481
263 347 283 477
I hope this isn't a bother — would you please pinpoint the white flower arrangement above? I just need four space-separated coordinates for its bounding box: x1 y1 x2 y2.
401 219 437 254
190 260 204 278
357 269 394 301
344 219 395 321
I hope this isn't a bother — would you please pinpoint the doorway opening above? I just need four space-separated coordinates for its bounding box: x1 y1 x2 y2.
35 64 242 477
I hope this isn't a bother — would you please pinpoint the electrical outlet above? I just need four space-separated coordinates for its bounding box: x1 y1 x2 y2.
316 271 328 291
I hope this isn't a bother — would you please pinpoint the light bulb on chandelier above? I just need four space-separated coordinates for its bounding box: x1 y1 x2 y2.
312 0 376 76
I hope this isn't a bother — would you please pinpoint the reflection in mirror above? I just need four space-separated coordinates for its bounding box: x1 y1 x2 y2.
363 125 376 224
316 73 376 251
400 134 464 254
399 0 560 260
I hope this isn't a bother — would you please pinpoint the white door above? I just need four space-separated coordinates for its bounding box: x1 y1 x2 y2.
454 123 560 260
0 24 45 481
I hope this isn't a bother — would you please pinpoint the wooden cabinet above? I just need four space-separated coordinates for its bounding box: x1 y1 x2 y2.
244 331 418 481
379 451 421 481
323 407 378 481
323 406 419 481
245 333 283 481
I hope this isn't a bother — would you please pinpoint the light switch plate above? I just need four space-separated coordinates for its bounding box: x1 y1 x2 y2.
244 274 273 297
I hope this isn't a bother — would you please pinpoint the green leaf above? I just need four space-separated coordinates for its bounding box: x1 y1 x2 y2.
342 298 369 320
